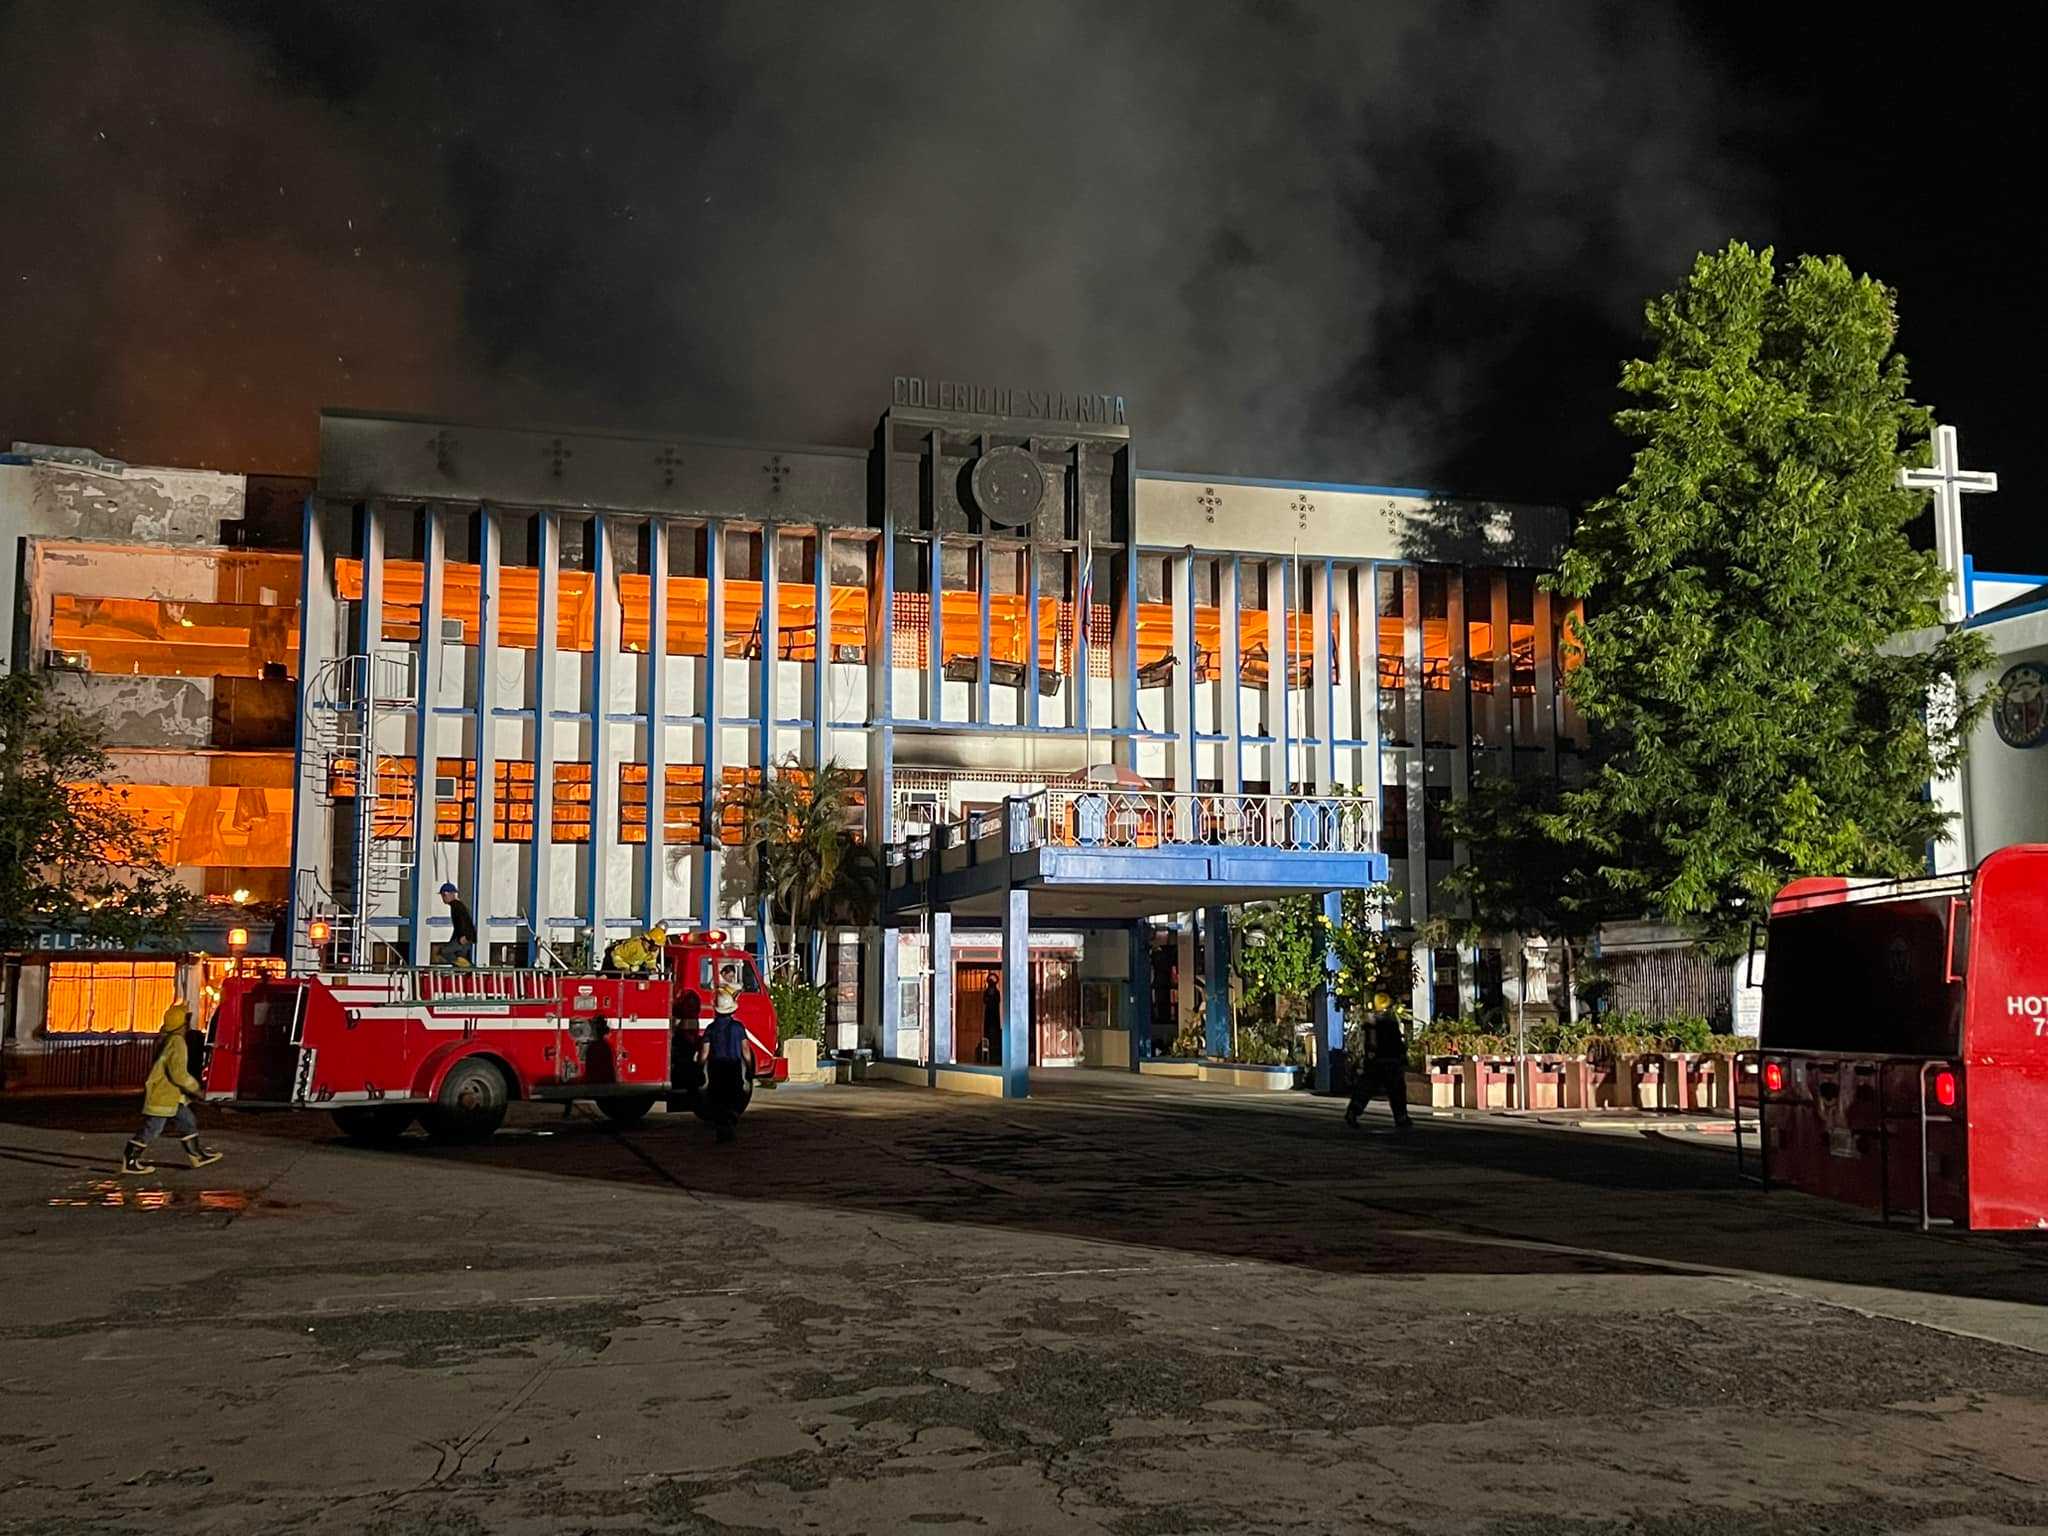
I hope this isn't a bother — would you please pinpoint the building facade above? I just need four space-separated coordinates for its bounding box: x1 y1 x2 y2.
290 392 1575 1062
2 389 1579 1088
0 446 301 1087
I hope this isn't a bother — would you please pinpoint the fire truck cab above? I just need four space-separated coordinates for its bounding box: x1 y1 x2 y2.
202 929 784 1145
1752 845 2048 1230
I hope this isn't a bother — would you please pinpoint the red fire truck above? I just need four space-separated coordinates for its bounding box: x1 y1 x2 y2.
201 930 785 1144
1746 845 2048 1230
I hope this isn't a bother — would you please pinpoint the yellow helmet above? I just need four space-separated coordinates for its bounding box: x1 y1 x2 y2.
163 999 191 1030
647 924 668 945
1372 992 1393 1012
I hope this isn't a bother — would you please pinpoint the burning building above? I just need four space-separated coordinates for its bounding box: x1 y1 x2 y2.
2 385 1582 1093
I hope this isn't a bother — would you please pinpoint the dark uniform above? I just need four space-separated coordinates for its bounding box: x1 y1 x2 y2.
704 1005 747 1143
437 887 477 967
980 978 1001 1063
1345 1010 1413 1131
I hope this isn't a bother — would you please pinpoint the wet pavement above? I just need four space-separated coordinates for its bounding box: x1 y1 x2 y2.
3 1069 2048 1533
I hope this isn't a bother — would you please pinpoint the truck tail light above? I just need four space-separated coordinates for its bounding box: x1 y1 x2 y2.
1762 1060 1785 1094
1932 1068 1958 1108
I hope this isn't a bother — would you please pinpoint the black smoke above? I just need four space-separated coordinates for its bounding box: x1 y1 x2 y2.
0 0 2033 552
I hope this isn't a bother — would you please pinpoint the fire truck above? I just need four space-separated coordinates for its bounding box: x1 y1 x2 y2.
201 930 785 1144
1746 845 2048 1230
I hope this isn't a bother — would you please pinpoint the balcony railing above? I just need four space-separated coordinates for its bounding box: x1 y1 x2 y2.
887 788 1375 870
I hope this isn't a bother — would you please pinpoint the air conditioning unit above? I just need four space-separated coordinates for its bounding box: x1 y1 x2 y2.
42 648 90 673
439 618 465 645
434 775 460 800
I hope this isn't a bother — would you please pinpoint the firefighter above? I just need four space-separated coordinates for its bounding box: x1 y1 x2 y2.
1344 992 1414 1133
436 882 477 967
698 980 747 1143
122 1000 224 1174
604 924 668 975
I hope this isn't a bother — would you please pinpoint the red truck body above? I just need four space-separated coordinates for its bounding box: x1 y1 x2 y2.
201 932 784 1142
1758 845 2048 1230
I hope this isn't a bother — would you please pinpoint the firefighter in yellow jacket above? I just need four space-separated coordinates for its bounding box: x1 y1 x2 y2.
122 1000 224 1175
604 924 668 975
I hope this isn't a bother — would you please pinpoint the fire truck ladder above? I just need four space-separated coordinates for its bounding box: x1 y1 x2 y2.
304 653 418 968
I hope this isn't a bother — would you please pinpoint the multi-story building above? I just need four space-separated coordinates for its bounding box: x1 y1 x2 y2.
289 390 1573 1089
2 387 1578 1094
0 444 303 1089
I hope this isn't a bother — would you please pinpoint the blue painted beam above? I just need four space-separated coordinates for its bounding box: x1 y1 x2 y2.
1126 922 1150 1071
1001 884 1031 1098
527 511 559 962
1313 888 1345 1094
1202 906 1231 1058
471 507 500 955
930 910 954 1076
588 514 613 941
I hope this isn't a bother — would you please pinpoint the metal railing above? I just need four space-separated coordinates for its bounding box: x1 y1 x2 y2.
886 787 1375 869
1023 788 1376 854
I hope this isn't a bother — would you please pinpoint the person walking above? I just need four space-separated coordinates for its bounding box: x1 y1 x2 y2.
1344 993 1414 1133
122 1000 223 1174
980 974 1001 1064
699 980 748 1143
436 882 477 967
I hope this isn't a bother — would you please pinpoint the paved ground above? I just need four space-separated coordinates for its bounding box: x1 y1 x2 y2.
5 1071 2048 1535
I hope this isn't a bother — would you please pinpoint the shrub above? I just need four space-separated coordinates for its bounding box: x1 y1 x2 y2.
768 967 827 1043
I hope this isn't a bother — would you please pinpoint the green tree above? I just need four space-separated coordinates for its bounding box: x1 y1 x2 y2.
1325 884 1416 1018
1438 776 1607 1019
1234 896 1325 1030
0 673 196 952
1552 242 1990 954
727 757 877 983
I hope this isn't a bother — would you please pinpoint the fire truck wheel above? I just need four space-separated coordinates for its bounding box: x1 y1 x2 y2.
330 1106 415 1145
425 1059 509 1144
595 1093 659 1128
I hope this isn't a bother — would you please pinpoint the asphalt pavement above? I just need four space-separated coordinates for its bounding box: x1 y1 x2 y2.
4 1068 2047 1535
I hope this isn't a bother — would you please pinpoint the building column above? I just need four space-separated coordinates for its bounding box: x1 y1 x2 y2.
699 525 724 925
643 518 669 928
863 519 895 1051
527 511 559 962
871 924 901 1060
1534 583 1559 783
1001 884 1031 1099
1266 558 1288 792
1202 905 1231 1058
1313 888 1345 1094
1175 918 1196 1051
588 514 616 944
1125 922 1150 1071
1171 550 1196 795
930 909 954 1073
407 506 445 965
1220 559 1243 794
1310 560 1336 793
471 506 500 957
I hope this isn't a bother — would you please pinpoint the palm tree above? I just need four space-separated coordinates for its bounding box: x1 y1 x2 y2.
727 757 877 984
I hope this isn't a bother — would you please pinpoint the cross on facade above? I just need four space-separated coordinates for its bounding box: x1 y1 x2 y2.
1898 424 1998 623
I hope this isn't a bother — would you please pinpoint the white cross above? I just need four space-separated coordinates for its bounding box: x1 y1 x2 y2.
1898 424 1999 624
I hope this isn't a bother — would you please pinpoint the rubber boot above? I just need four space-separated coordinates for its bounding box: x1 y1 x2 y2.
180 1134 223 1169
121 1139 155 1175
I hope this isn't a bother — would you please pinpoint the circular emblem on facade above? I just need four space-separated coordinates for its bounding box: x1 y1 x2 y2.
1994 662 2048 749
968 445 1045 528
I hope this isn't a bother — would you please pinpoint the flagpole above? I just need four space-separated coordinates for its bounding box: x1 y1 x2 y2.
1080 528 1093 776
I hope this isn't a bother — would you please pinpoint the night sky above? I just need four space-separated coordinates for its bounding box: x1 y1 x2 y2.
2 3 2036 570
